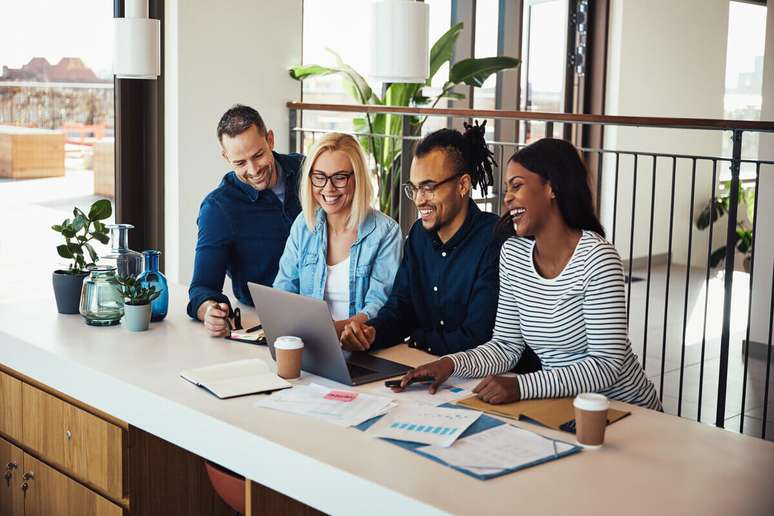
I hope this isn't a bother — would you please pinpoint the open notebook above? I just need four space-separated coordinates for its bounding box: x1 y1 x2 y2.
180 358 291 399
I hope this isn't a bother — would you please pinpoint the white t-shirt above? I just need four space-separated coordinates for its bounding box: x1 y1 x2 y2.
324 256 351 321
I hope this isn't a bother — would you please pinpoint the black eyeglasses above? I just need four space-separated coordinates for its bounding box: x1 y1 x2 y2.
402 173 463 201
310 171 354 189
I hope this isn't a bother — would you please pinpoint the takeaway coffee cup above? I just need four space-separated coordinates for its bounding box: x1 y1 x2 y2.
274 336 304 380
573 393 610 448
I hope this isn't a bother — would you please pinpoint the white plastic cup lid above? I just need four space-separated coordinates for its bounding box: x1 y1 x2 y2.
573 393 610 411
274 336 304 350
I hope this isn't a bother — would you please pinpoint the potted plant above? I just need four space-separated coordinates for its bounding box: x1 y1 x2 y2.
695 180 755 272
51 199 112 314
117 274 160 332
290 22 520 218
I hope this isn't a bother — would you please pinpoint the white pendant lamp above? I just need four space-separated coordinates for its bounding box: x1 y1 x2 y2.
370 0 430 83
113 0 161 79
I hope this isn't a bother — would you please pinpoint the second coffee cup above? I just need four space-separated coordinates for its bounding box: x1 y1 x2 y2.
274 336 304 380
573 393 610 448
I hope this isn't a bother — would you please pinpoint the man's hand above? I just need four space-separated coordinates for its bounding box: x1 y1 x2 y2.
340 320 376 351
394 357 455 394
472 375 520 404
198 301 231 338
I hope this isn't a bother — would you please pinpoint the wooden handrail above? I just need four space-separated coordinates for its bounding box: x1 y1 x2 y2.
287 102 774 132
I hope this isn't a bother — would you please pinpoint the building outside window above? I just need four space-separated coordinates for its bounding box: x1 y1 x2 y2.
0 0 115 301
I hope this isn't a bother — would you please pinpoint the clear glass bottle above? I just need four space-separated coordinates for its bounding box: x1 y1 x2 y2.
79 266 124 326
138 249 168 321
103 224 143 278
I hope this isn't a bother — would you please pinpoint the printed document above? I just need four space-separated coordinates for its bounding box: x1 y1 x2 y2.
417 423 576 475
366 405 482 447
254 384 394 427
363 377 479 406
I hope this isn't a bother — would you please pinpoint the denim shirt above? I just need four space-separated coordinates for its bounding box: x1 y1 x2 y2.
186 152 303 319
273 208 402 320
368 200 501 355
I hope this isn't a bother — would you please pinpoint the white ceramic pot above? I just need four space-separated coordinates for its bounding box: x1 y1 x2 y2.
123 303 151 331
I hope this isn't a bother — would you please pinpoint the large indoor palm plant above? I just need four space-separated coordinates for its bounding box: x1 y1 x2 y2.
290 22 520 218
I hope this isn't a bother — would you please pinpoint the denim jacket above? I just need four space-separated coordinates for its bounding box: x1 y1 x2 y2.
273 208 402 319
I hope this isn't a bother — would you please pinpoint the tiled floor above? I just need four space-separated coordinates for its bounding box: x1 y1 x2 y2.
2 171 772 441
624 261 774 441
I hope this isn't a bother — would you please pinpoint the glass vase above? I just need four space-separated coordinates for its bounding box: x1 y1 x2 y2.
79 266 124 326
103 224 143 278
138 249 169 322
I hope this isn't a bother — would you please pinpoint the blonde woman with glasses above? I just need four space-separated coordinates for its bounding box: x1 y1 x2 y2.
273 133 402 337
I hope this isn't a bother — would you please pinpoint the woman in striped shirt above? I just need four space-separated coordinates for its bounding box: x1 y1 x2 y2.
397 138 661 410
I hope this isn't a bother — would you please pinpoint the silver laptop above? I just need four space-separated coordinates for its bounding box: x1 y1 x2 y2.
248 283 411 386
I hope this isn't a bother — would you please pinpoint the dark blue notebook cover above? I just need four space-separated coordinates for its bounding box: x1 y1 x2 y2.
355 403 582 480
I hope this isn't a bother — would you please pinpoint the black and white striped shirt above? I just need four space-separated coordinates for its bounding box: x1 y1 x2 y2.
449 231 662 410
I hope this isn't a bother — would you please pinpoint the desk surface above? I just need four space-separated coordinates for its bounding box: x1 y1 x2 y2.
0 285 773 516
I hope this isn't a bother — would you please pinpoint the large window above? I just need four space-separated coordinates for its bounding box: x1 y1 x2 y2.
722 0 767 179
419 0 454 134
301 0 456 140
473 0 500 141
0 0 115 298
519 0 569 142
301 0 374 137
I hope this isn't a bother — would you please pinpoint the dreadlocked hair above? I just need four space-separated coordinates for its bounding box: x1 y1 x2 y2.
414 120 497 197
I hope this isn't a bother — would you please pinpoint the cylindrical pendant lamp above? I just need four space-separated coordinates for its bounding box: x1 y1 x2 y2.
113 0 161 79
370 0 430 83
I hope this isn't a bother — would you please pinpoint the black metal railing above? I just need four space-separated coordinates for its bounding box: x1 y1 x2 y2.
288 102 774 439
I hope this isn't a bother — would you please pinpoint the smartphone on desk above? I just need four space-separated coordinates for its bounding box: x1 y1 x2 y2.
384 376 434 388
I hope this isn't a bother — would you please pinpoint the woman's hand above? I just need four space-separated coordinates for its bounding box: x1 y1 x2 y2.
394 357 455 394
335 314 369 340
340 320 376 351
334 319 348 338
472 375 521 404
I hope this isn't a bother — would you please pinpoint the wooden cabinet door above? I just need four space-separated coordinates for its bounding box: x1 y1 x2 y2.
22 454 122 516
0 371 22 441
21 383 67 467
0 436 23 516
63 402 125 500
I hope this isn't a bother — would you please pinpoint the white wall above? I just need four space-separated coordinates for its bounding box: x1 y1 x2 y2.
164 0 303 285
749 2 774 345
601 0 729 266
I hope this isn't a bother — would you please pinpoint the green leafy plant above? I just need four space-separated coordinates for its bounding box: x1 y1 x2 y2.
290 22 520 218
695 181 755 269
51 199 112 273
117 275 161 306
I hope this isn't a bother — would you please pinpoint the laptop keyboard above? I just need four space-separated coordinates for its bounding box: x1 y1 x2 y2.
347 362 376 378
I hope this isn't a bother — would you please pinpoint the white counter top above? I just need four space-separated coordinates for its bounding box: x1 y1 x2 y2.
1 284 773 515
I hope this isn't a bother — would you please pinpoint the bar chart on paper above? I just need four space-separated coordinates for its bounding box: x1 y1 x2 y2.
389 422 460 436
367 405 482 447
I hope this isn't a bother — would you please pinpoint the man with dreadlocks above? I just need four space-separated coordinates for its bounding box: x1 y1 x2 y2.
341 122 539 366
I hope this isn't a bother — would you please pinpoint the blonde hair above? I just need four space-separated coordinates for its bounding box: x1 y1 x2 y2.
300 132 374 232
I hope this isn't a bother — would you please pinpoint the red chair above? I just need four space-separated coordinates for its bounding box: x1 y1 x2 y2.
204 460 246 514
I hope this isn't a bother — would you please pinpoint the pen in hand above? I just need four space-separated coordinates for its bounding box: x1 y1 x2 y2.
245 324 262 333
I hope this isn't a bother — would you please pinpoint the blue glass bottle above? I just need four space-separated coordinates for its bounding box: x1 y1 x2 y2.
138 250 168 321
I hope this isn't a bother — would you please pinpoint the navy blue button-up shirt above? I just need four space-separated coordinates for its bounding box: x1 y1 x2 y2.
368 200 501 355
186 152 303 318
